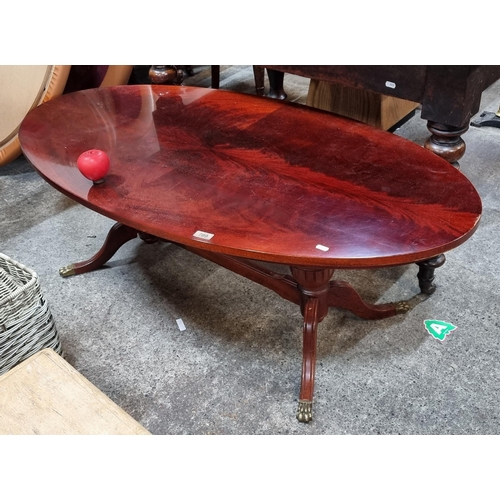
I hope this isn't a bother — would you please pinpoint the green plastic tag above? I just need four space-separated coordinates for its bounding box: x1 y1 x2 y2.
424 320 457 341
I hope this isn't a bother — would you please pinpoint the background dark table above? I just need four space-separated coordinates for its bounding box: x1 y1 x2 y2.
262 66 500 165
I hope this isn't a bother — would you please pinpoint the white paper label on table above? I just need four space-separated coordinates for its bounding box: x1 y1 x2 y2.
315 244 329 252
193 230 214 240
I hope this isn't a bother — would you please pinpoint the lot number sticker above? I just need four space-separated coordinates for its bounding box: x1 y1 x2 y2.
424 320 457 341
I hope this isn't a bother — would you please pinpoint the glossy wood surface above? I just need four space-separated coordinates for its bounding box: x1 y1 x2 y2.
19 85 482 268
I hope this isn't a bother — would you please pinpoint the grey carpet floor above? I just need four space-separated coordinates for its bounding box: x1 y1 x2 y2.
2 66 500 434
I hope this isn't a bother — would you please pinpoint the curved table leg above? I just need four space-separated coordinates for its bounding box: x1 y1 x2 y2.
297 297 319 423
289 266 413 422
328 280 410 319
416 254 446 295
291 267 333 423
59 223 138 277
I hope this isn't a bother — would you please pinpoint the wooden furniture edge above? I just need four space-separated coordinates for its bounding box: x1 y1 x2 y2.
0 348 151 435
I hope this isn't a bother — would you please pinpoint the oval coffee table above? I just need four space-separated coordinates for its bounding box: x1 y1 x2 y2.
19 85 482 423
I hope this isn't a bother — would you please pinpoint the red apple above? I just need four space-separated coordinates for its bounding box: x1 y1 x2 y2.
76 149 110 183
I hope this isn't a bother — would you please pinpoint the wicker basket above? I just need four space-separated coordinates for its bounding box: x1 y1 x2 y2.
0 253 62 375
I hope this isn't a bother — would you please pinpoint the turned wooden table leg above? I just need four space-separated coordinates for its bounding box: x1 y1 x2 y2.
425 121 469 167
138 232 159 244
252 66 265 96
290 267 333 423
267 69 287 100
59 223 138 277
211 65 220 89
149 66 184 85
416 254 446 295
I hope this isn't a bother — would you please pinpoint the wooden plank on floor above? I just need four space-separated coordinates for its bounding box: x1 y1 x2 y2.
0 348 150 435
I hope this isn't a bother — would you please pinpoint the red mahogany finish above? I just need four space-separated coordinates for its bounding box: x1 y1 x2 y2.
19 85 482 422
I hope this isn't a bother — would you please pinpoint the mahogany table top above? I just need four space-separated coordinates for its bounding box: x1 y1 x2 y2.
19 85 482 268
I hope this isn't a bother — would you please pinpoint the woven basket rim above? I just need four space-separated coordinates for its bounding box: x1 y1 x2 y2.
0 253 38 306
0 253 61 375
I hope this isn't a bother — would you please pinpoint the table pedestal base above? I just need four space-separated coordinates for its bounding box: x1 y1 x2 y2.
59 223 444 422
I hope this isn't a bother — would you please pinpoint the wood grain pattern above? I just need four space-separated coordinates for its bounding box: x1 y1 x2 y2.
16 85 484 423
307 79 419 130
0 349 150 435
19 85 482 268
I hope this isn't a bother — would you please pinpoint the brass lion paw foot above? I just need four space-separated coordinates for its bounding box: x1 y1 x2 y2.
395 301 411 314
296 400 313 423
59 264 75 277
